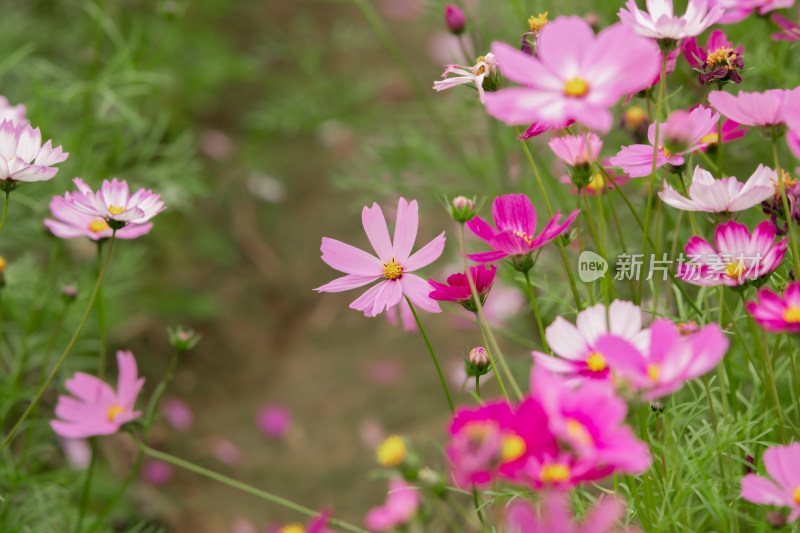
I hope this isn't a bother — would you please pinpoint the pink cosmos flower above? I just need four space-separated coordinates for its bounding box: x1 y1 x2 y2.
741 442 800 521
65 178 165 230
428 264 496 312
772 6 800 41
364 479 420 531
594 319 729 400
618 0 724 40
0 119 68 184
433 53 498 104
44 191 153 240
708 88 800 130
316 197 445 317
484 17 660 132
443 4 466 34
257 405 292 439
162 397 194 432
507 493 641 533
50 351 144 438
533 300 649 386
675 220 787 286
549 133 602 167
711 0 794 24
0 96 27 126
746 282 800 333
466 194 579 263
609 106 719 178
659 164 776 212
682 30 744 84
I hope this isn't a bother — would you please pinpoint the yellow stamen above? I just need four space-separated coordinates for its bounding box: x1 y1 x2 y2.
647 364 660 382
586 173 606 193
108 205 126 215
566 419 594 446
784 307 800 324
700 133 719 145
774 169 798 197
383 259 403 280
89 219 110 233
376 435 406 466
706 47 736 69
500 435 526 463
280 524 306 533
725 261 745 279
107 405 126 422
793 487 800 505
586 351 607 372
624 106 648 129
528 12 548 32
540 463 570 483
659 145 672 157
564 78 589 97
512 230 534 245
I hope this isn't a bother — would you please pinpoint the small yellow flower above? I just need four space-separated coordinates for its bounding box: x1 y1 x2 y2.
376 435 406 466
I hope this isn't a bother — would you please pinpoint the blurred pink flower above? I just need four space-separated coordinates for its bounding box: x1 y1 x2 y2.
741 442 800 520
213 438 243 466
484 17 660 132
0 96 27 125
66 178 165 230
315 197 446 317
443 4 466 34
772 6 800 40
162 397 194 432
380 0 423 20
709 88 800 129
257 405 292 439
746 282 800 333
711 0 794 24
659 165 776 212
50 351 144 438
0 119 68 184
200 129 235 161
59 437 91 469
364 360 403 385
230 518 257 533
618 0 723 40
364 480 420 531
507 493 640 533
549 133 602 167
141 460 173 485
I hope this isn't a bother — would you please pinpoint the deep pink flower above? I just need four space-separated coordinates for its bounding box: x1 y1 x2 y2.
594 319 729 400
533 301 649 386
507 493 641 533
44 190 153 240
741 442 800 521
65 178 165 230
659 164 776 212
50 351 144 438
610 106 719 177
549 133 602 167
443 4 466 34
466 194 579 263
364 479 420 531
141 460 173 485
484 17 661 132
0 96 27 126
428 264 496 312
316 197 445 317
162 397 194 432
682 30 744 84
618 0 723 40
257 405 292 439
708 88 800 130
0 119 67 184
746 282 800 333
711 0 794 24
433 53 499 104
772 6 800 41
675 220 787 286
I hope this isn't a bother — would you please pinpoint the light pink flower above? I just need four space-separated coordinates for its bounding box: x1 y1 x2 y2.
548 133 602 167
162 397 194 432
533 301 649 386
315 197 446 317
50 351 144 438
609 106 719 177
213 438 243 466
594 319 729 400
659 164 776 212
44 192 153 240
507 493 641 533
364 479 420 531
741 442 800 521
0 119 67 184
385 298 418 332
708 88 800 129
433 53 498 104
772 6 800 41
746 281 800 333
711 0 794 24
59 438 92 469
484 17 661 132
257 405 292 439
66 178 165 229
0 96 27 126
675 220 787 286
618 0 724 40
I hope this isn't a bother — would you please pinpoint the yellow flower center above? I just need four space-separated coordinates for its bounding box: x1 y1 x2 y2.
280 524 306 533
376 435 406 466
700 133 719 145
784 306 800 323
107 404 126 422
586 172 606 193
566 419 594 446
725 260 745 279
706 47 736 69
586 351 607 372
774 170 798 197
564 78 589 97
793 487 800 505
383 259 403 280
500 435 526 463
540 463 571 483
528 12 548 32
624 106 648 129
89 219 110 233
512 230 534 245
659 145 672 157
647 364 660 382
0 256 5 274
108 205 126 215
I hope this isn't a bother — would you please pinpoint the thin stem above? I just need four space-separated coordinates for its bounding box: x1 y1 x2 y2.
0 234 117 451
474 375 480 399
74 438 98 533
0 190 9 235
472 488 486 527
96 241 107 378
476 318 509 401
522 270 548 353
716 116 723 179
132 437 369 533
405 297 455 412
772 140 800 278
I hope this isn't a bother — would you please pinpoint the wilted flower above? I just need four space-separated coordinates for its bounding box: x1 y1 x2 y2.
0 119 68 188
618 0 723 41
520 12 549 54
433 53 500 104
659 165 776 212
682 30 744 85
746 281 800 333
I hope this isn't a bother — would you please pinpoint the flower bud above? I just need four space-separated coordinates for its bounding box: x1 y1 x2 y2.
444 4 466 35
449 195 478 223
465 346 492 377
61 284 78 303
649 401 665 415
168 326 201 352
766 511 787 528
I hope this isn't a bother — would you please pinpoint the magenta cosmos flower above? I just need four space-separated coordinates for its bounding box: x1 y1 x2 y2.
50 351 144 438
66 178 165 231
746 282 800 333
433 53 499 104
659 164 776 213
711 0 794 24
507 493 641 533
610 106 718 178
676 220 787 286
0 96 27 126
594 319 729 400
709 88 800 133
484 17 660 132
316 197 445 317
428 264 496 312
44 190 153 240
681 29 744 84
257 404 292 439
466 194 579 264
364 479 420 531
0 119 67 186
533 301 649 386
618 0 724 40
741 442 800 521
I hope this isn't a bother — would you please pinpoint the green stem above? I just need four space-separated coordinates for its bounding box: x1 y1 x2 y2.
772 140 800 278
476 318 509 401
522 270 548 353
96 241 107 378
716 116 723 179
0 233 116 451
132 437 369 533
74 438 98 533
474 375 480 399
0 190 9 235
405 297 455 412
